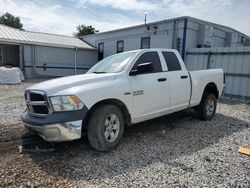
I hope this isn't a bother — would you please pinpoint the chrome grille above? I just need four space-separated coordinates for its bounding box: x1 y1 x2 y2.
25 91 50 116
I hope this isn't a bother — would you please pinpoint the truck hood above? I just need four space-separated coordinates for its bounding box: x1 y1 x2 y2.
27 73 116 96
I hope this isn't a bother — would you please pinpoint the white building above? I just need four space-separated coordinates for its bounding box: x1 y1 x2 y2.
0 24 97 78
82 16 250 61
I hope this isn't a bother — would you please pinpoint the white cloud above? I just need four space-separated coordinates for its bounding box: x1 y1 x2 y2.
0 0 142 35
0 0 73 34
164 0 250 35
73 0 158 12
0 0 249 36
72 0 250 35
166 0 232 16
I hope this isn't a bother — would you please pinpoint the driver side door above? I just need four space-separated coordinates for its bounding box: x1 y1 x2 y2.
128 51 170 122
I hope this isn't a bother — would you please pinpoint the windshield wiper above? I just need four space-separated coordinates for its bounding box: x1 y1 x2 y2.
92 71 107 74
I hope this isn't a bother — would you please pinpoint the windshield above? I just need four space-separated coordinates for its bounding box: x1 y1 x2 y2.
87 52 136 74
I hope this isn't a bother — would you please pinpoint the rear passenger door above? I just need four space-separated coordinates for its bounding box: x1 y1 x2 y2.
162 51 191 112
128 51 170 121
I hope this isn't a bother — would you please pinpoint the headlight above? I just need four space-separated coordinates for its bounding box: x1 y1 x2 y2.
50 95 84 112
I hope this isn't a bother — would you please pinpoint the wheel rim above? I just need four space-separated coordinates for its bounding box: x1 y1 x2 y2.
104 114 120 142
206 98 215 116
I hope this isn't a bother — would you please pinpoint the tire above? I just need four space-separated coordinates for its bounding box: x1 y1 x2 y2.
87 104 124 151
198 93 217 121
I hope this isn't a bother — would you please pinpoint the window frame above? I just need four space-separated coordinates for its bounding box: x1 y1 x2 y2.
116 40 124 53
141 37 150 49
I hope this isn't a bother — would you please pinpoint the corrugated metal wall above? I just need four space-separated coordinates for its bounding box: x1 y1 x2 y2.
186 47 250 102
23 45 97 78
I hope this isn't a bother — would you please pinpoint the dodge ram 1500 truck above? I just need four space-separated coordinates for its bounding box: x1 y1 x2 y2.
21 49 224 151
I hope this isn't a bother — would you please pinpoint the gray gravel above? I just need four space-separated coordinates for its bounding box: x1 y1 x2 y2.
0 80 249 187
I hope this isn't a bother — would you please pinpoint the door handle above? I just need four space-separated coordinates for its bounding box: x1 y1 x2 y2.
158 78 167 82
180 75 188 79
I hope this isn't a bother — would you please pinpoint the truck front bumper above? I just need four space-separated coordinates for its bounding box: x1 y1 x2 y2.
25 120 83 142
21 107 88 142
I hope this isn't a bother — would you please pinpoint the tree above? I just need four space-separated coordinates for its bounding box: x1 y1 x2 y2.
0 12 23 29
74 25 98 37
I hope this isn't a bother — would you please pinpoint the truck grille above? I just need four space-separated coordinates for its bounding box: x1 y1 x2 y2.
25 91 50 116
30 93 45 101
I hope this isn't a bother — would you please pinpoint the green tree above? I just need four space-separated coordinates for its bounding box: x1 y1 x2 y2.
0 12 23 29
74 25 98 37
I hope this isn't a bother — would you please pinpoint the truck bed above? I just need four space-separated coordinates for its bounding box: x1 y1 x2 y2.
189 69 224 107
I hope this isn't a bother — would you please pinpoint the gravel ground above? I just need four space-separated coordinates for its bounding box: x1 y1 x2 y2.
0 80 249 187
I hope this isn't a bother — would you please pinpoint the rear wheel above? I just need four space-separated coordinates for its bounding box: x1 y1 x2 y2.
198 93 217 120
87 104 124 151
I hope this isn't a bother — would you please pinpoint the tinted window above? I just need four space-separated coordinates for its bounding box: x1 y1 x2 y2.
162 52 181 71
131 52 162 74
117 40 124 53
98 43 104 61
141 37 150 49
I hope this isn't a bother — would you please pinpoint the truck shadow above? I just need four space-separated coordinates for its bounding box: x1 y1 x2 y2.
27 109 249 182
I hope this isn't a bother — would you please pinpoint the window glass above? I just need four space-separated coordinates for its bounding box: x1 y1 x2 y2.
88 51 136 73
98 43 104 61
117 40 124 53
141 37 150 49
98 43 104 53
162 52 181 71
131 52 162 74
0 46 2 65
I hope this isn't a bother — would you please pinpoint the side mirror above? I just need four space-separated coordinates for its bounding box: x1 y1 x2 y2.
130 62 153 76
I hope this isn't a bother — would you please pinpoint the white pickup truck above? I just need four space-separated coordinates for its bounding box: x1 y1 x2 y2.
21 49 224 151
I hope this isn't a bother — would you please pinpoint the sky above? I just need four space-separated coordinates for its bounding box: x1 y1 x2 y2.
0 0 250 36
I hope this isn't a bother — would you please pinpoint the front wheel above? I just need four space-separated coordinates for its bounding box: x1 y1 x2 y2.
198 93 217 121
87 104 124 151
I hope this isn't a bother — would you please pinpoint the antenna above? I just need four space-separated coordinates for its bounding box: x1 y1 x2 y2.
144 12 150 30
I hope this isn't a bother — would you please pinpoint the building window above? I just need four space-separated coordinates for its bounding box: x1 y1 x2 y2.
241 36 245 44
0 46 3 66
117 40 124 53
98 42 104 61
141 37 150 49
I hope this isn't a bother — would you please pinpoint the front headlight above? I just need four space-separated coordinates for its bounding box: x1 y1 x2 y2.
50 95 84 112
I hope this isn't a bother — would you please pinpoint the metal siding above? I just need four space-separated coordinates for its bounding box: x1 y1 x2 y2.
24 67 32 78
103 41 116 57
124 38 141 51
150 34 171 48
23 45 97 78
186 46 250 102
185 29 198 49
35 46 74 66
23 45 32 66
35 67 75 77
34 46 75 76
76 49 97 71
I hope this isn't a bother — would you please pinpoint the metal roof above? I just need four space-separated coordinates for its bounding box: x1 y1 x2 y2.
0 24 95 50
